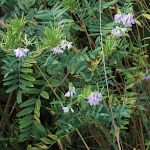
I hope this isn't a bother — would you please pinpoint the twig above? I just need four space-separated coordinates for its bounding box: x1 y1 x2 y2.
7 100 17 120
76 128 90 150
54 71 70 92
0 86 14 127
99 0 121 150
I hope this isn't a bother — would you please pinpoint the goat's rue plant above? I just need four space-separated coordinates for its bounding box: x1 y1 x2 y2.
0 1 149 150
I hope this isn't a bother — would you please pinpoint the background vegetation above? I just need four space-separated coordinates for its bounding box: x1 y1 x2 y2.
0 0 150 150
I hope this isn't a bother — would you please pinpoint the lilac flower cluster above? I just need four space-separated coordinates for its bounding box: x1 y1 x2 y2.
114 13 135 27
51 46 64 54
62 85 103 113
111 13 135 37
143 69 150 80
110 26 126 37
87 92 103 105
14 48 29 58
51 40 73 54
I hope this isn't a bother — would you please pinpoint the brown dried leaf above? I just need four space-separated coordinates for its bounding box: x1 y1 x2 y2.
0 21 7 28
65 134 71 145
57 139 63 150
28 20 37 26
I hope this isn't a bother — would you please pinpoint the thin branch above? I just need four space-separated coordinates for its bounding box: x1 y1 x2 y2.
99 0 121 149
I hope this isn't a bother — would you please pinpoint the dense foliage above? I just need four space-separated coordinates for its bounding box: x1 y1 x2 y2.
0 0 150 150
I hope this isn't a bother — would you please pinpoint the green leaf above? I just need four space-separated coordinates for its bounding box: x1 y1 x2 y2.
17 90 22 104
20 79 34 87
31 80 45 85
84 55 90 61
47 134 58 140
3 79 19 85
19 130 32 139
21 63 33 67
41 91 49 99
61 19 74 23
19 115 33 124
3 74 19 81
19 99 37 108
19 119 33 129
34 120 46 133
20 126 32 133
36 99 41 110
99 113 109 116
16 107 34 117
19 84 26 90
6 85 19 93
20 68 33 73
81 47 88 56
22 88 41 94
41 138 52 144
20 74 35 81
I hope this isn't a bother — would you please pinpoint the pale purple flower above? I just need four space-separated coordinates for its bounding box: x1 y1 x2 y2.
23 48 29 53
65 84 76 97
51 46 64 54
60 40 73 50
121 14 135 27
114 13 122 24
143 69 150 80
67 42 73 50
87 92 102 105
59 21 64 27
62 107 74 113
110 26 126 37
14 48 29 58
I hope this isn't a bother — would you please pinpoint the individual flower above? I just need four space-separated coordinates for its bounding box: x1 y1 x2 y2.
67 42 73 50
121 14 135 27
60 40 67 50
62 106 74 113
143 69 150 80
14 48 29 58
59 21 64 27
51 46 64 54
110 26 126 37
87 92 102 105
60 40 73 50
65 83 76 97
114 13 122 24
